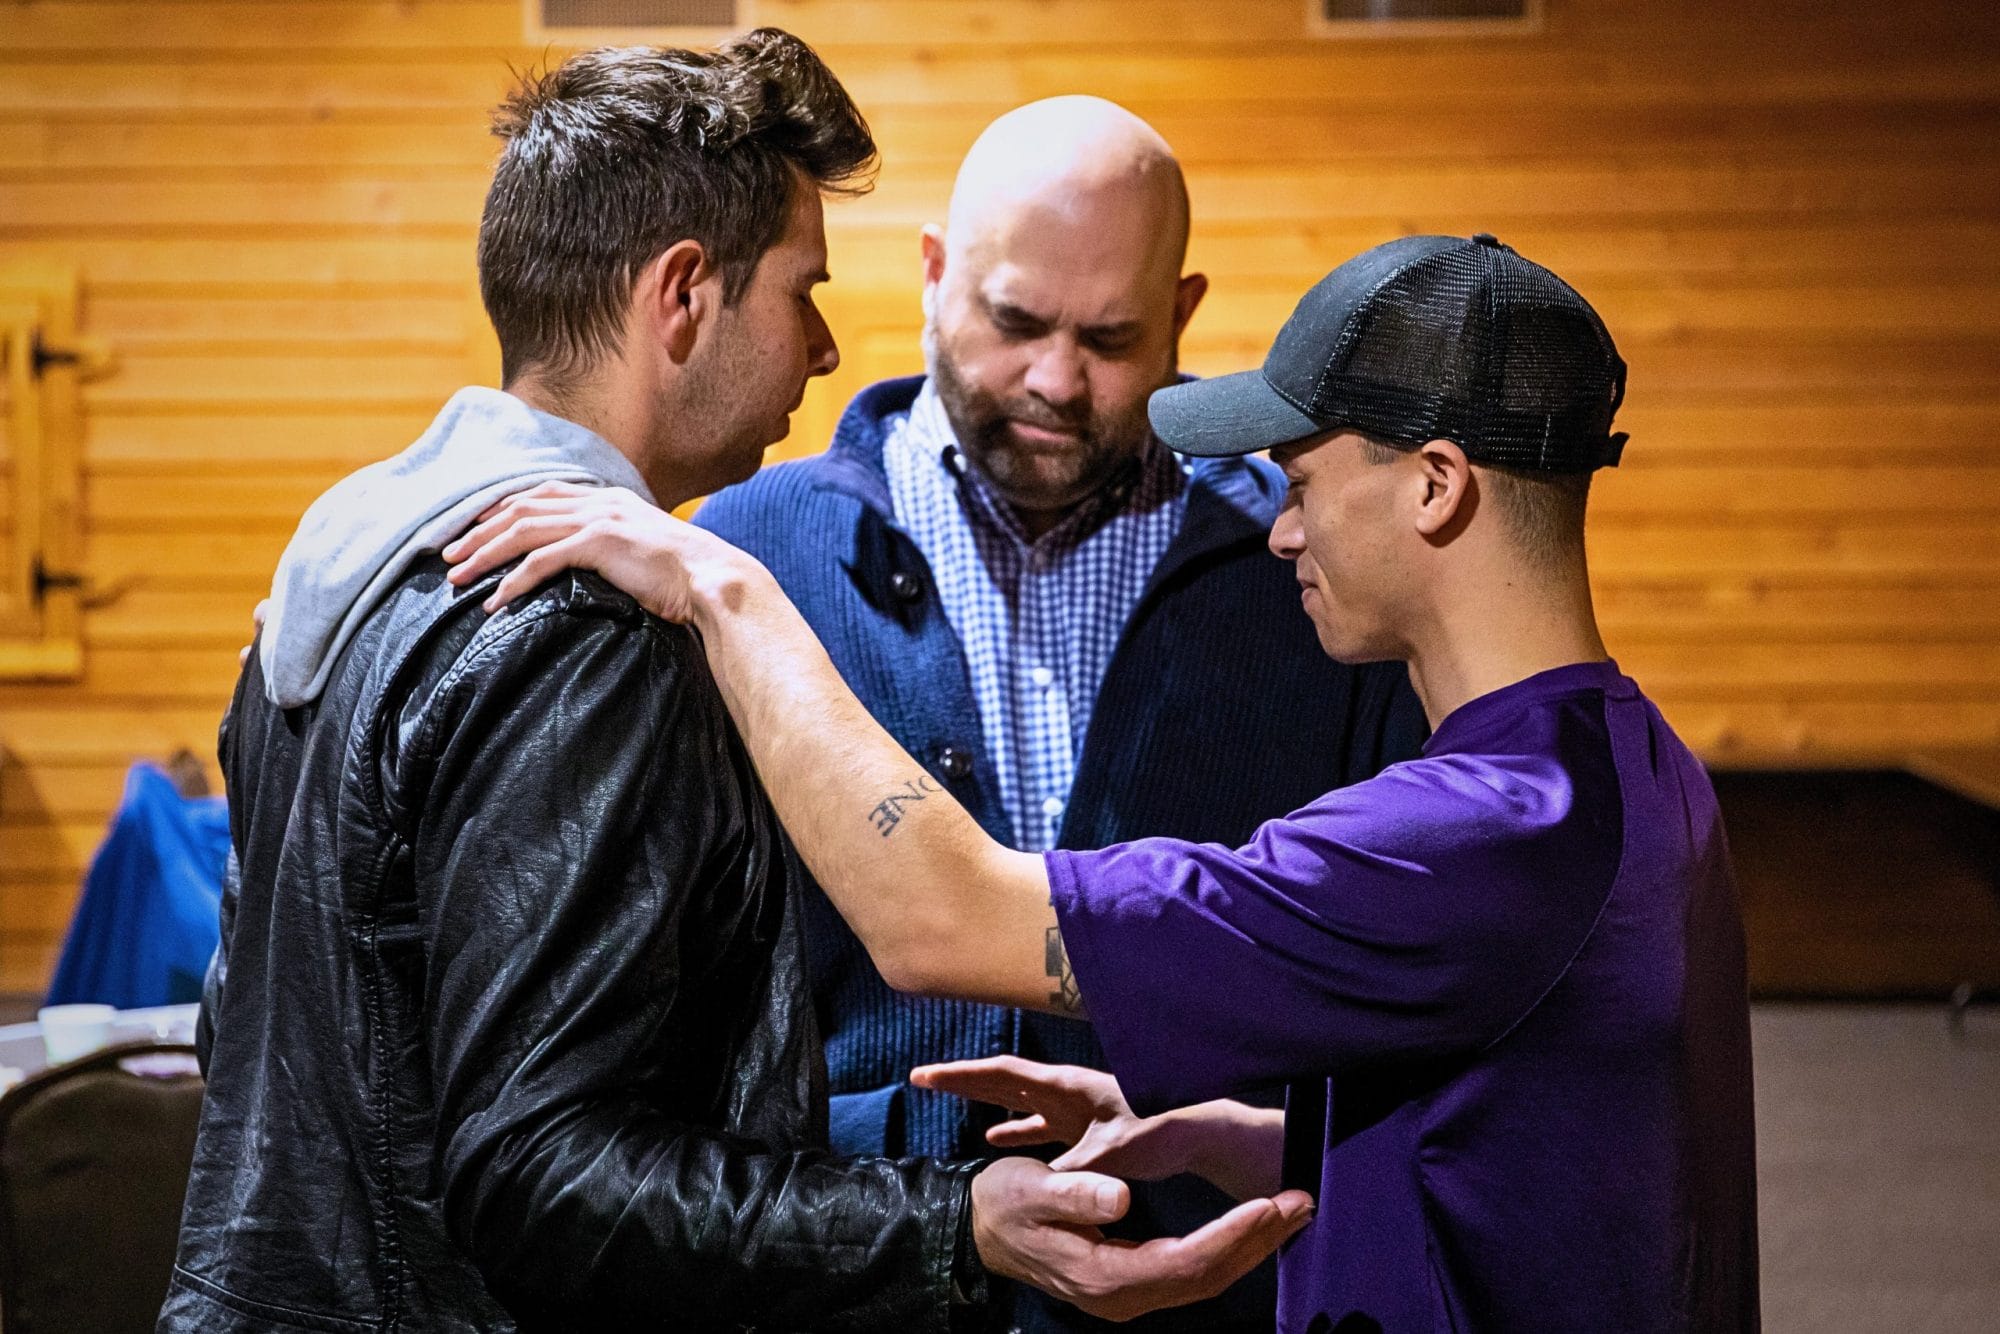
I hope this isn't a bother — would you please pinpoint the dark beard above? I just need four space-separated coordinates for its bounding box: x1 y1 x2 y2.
929 345 1154 519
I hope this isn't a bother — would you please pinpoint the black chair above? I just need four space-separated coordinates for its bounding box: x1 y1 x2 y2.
0 1042 203 1334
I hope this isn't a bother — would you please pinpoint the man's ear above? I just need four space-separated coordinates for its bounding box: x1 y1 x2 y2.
1172 272 1209 338
1412 438 1474 541
638 238 713 365
919 223 946 323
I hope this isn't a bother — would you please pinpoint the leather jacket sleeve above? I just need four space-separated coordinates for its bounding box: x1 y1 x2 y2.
391 587 980 1332
197 699 242 1075
195 859 229 1074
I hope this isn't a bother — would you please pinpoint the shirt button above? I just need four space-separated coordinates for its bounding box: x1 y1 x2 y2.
1041 797 1064 819
888 571 923 603
938 746 973 781
1029 667 1054 689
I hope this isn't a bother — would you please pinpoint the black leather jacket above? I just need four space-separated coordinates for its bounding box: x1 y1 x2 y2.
162 559 983 1333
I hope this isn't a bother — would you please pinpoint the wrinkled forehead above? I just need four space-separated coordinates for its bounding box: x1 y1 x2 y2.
953 197 1180 327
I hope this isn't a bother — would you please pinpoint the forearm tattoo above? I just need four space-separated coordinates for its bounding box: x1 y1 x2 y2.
867 773 943 837
1046 923 1086 1016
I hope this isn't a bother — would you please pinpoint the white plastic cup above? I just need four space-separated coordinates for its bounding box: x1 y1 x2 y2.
38 1004 117 1065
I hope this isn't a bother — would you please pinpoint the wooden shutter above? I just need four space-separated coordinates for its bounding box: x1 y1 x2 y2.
0 263 108 680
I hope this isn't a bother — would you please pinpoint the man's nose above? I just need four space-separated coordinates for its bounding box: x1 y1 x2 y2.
1269 506 1304 562
1022 337 1087 411
806 303 840 378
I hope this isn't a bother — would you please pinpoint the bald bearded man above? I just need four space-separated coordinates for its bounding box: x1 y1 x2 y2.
696 99 1427 1333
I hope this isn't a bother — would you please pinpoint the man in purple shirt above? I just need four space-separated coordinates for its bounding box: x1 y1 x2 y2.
447 233 1760 1331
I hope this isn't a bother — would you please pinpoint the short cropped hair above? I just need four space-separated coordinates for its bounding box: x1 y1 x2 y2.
478 28 876 383
1358 434 1592 568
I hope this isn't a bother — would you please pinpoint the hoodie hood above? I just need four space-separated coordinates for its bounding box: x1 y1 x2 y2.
258 386 655 709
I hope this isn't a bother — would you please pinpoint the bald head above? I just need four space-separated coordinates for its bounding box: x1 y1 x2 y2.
921 98 1206 533
944 96 1191 284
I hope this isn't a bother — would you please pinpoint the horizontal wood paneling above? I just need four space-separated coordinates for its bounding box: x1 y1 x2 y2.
1 0 1996 989
9 156 1998 231
5 105 1995 174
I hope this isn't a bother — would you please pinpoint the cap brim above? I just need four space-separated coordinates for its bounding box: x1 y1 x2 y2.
1149 370 1325 457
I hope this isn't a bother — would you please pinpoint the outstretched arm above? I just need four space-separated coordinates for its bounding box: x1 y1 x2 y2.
444 483 1084 1017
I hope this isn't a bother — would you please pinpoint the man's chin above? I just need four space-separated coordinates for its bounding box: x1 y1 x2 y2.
985 474 1097 519
731 441 774 484
754 409 797 454
966 446 1091 506
1313 622 1400 667
709 432 778 493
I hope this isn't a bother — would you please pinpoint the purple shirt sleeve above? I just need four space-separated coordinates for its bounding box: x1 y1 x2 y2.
1045 755 1617 1116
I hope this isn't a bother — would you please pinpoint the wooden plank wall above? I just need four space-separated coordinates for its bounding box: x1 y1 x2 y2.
1 0 1997 990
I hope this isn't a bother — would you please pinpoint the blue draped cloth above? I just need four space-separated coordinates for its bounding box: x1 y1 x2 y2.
45 762 228 1009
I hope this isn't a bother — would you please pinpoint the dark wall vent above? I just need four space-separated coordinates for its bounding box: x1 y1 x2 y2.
1311 0 1540 34
530 0 741 37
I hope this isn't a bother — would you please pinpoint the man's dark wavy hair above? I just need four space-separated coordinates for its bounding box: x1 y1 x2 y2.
478 28 876 384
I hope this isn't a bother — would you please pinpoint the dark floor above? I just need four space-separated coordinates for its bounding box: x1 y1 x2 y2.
5 995 1994 1328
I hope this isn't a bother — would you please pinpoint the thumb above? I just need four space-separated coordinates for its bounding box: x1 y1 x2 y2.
1036 1170 1130 1227
1271 1189 1315 1230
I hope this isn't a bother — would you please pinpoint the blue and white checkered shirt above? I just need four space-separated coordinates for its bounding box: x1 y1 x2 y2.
884 382 1190 852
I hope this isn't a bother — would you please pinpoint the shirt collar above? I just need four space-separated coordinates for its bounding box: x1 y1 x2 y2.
1423 659 1634 756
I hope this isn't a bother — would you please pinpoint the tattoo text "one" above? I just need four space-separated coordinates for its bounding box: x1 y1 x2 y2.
869 774 943 837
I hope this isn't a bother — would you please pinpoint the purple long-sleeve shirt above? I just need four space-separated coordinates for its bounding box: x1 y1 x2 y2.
1047 660 1759 1332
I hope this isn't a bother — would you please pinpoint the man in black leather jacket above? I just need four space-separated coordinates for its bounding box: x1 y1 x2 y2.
163 31 1306 1334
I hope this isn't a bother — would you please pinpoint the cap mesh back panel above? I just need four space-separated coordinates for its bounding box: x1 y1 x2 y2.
1489 260 1622 469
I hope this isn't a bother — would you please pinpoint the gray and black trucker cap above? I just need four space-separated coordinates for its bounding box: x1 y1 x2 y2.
1150 233 1629 472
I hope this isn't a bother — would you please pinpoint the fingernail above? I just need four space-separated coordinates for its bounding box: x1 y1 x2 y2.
1095 1183 1120 1215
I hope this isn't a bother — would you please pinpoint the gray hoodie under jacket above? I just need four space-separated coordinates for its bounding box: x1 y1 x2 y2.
258 386 654 709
